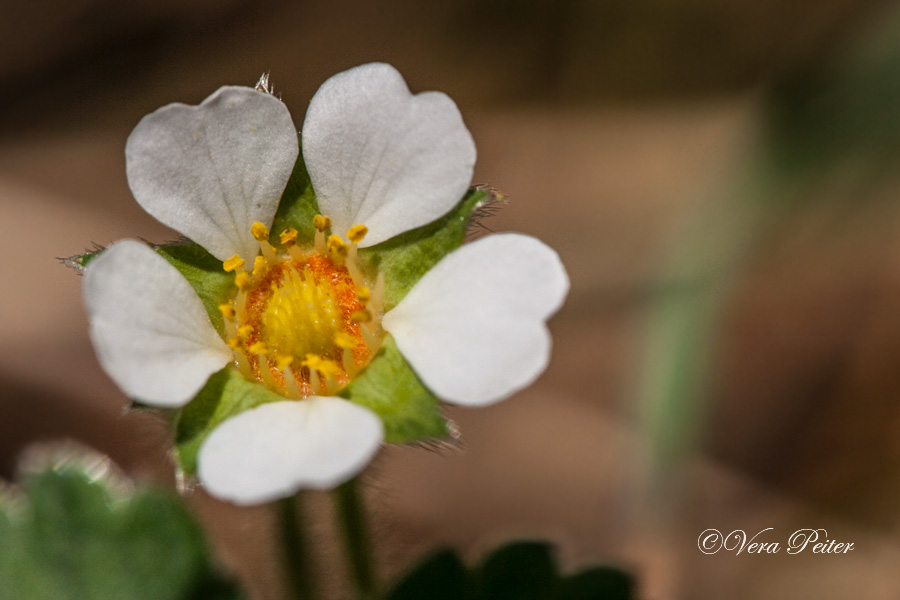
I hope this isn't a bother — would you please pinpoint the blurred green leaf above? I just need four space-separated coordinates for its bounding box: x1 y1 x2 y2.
383 541 634 600
383 550 467 600
763 5 900 182
556 568 633 600
472 541 557 600
0 460 243 600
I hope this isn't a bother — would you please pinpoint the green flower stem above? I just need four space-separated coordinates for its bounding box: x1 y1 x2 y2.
279 494 317 600
335 477 377 599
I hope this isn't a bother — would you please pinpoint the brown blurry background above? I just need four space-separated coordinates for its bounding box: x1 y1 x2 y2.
4 1 900 598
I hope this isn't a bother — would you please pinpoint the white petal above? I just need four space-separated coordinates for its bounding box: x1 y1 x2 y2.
83 240 232 407
302 63 476 247
126 87 299 263
383 233 569 406
197 398 384 505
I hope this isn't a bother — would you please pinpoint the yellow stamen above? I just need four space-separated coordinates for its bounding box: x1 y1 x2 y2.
313 214 332 232
356 287 370 304
259 359 279 389
302 354 341 378
342 347 359 376
280 228 298 247
238 325 253 339
252 256 267 276
308 369 321 394
347 224 368 244
288 245 304 262
283 367 301 399
350 310 371 323
334 331 358 349
275 354 294 370
301 354 323 370
249 341 269 355
234 271 251 290
223 254 245 272
327 234 347 257
218 304 236 320
251 221 270 242
226 337 240 349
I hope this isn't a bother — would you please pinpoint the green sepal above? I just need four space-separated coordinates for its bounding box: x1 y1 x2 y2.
341 336 448 443
382 541 635 600
358 188 490 311
174 367 286 476
155 243 235 337
0 458 245 600
269 137 321 245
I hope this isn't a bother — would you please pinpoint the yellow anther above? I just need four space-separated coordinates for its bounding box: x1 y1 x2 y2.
334 331 358 349
313 214 332 232
275 355 294 370
302 354 322 369
347 224 368 244
218 304 236 320
226 337 240 349
238 325 253 339
248 341 269 355
356 287 371 304
251 222 270 242
280 228 298 247
252 256 267 276
234 271 251 290
223 254 245 272
327 234 348 257
350 310 371 323
302 354 340 378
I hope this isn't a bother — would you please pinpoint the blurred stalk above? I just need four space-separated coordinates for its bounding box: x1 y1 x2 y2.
640 163 776 475
640 2 900 478
279 494 317 600
335 477 377 599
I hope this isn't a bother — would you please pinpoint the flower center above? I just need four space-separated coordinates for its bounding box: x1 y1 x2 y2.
218 218 383 397
259 259 345 358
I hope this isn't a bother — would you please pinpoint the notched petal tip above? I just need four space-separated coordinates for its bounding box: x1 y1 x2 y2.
383 233 569 406
302 62 476 247
126 86 299 263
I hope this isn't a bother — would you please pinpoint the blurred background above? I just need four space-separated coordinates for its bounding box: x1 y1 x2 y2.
4 0 900 597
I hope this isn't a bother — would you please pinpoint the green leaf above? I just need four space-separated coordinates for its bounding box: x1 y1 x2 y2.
358 188 489 311
381 541 635 600
472 542 557 600
270 137 321 245
174 367 286 476
341 336 448 443
556 568 634 600
383 550 467 600
0 460 244 600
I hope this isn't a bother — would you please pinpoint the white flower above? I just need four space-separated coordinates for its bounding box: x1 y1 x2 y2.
83 63 569 505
